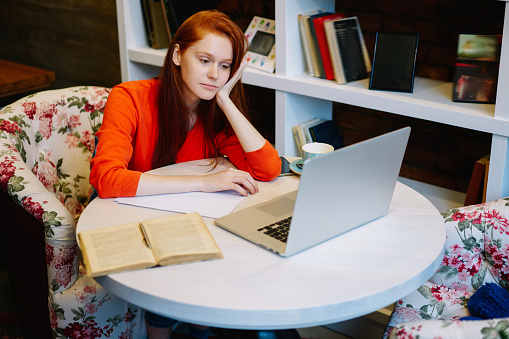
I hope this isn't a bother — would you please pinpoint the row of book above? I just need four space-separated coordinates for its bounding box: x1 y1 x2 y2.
298 9 371 85
292 119 343 156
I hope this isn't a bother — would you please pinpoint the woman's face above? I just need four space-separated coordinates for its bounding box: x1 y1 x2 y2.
172 32 233 105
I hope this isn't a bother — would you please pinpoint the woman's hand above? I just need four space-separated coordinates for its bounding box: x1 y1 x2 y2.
216 57 247 103
137 169 258 197
199 168 258 197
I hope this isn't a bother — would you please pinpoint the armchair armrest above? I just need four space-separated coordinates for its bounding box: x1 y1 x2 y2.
0 137 79 293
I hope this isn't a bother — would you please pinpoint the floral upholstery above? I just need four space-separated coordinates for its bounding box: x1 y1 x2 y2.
384 198 509 339
0 87 146 338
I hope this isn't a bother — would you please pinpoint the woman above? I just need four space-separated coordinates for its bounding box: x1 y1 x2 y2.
89 10 281 339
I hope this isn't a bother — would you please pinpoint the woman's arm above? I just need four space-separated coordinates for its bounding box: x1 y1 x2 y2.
215 58 266 152
137 168 258 197
214 58 281 181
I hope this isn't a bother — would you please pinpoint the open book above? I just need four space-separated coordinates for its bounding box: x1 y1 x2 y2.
78 212 223 277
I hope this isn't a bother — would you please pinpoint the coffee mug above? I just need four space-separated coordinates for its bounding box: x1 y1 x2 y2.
302 142 334 161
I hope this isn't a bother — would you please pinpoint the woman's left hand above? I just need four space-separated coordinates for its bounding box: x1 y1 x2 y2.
216 57 247 101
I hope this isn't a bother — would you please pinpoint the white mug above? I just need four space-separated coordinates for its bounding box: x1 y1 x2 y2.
301 142 334 161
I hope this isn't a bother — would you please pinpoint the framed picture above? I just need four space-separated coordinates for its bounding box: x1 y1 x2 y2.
452 34 501 104
369 32 419 93
244 16 276 73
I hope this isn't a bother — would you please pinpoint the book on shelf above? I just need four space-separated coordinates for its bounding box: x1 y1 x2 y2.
308 120 344 150
141 0 155 47
324 16 371 84
141 0 170 49
292 124 307 156
453 34 501 104
305 12 335 79
292 118 323 154
292 126 303 156
165 0 222 27
78 212 223 277
312 13 345 80
292 118 344 153
160 0 179 40
298 9 326 77
464 155 490 206
300 118 324 145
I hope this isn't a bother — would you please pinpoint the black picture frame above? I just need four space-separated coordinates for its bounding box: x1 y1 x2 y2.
369 32 419 93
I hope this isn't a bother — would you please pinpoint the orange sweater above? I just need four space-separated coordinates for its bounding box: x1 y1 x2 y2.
90 79 281 198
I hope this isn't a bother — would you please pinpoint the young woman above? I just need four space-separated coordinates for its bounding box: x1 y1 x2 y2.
89 9 281 339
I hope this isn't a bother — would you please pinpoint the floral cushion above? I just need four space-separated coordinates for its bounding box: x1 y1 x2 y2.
0 86 146 338
384 198 509 339
388 318 509 339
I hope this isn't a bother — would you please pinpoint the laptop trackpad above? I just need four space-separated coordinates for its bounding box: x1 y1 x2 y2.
257 197 295 217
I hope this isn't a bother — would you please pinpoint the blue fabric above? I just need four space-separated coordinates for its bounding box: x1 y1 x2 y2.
460 316 484 321
461 283 509 320
145 311 180 329
189 326 209 339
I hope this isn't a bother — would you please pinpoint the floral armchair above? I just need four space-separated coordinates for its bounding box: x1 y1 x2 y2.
383 197 509 339
0 87 146 338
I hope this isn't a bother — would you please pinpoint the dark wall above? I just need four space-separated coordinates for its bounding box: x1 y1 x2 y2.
0 0 120 89
0 0 505 193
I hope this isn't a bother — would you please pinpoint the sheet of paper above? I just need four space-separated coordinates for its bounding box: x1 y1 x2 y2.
114 191 245 219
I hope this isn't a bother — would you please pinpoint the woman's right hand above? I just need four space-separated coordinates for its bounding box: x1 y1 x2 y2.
199 168 258 197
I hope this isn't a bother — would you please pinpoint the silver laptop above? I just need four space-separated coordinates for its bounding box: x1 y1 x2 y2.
214 127 411 257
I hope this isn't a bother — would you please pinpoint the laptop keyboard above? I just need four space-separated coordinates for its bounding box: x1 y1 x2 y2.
257 216 291 243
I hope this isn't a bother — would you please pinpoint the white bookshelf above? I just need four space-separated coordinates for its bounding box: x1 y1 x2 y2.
116 0 509 202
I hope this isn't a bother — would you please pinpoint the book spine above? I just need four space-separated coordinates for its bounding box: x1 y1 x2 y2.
464 156 490 205
309 127 318 142
292 125 304 156
307 16 325 79
160 0 171 41
314 17 342 80
141 0 156 48
303 15 322 78
324 20 346 84
355 17 371 73
148 0 169 49
161 0 179 39
301 124 313 144
301 118 322 144
330 17 368 83
298 14 315 77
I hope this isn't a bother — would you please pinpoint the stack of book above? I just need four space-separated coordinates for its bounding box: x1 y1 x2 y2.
292 119 343 156
298 10 371 84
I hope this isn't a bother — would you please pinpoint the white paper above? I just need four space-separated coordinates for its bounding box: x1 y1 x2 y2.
114 191 245 219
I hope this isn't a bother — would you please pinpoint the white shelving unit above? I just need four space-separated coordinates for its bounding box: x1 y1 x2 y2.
116 0 509 202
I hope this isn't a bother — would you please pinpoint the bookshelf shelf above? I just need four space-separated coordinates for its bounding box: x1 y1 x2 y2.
242 72 508 136
128 47 166 66
116 0 509 201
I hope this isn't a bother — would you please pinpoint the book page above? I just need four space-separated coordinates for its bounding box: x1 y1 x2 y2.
79 223 156 276
142 213 223 265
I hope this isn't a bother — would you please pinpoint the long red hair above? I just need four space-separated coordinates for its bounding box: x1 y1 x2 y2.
153 10 249 168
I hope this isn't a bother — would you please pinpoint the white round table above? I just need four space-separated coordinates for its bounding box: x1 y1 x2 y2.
77 159 446 330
